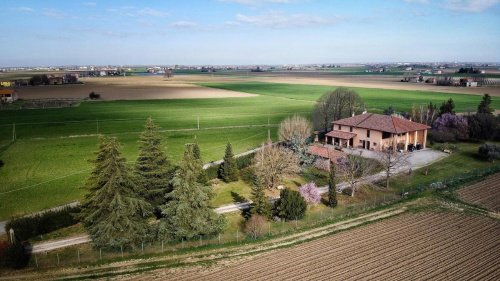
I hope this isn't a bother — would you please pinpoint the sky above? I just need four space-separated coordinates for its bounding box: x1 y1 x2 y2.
0 0 499 66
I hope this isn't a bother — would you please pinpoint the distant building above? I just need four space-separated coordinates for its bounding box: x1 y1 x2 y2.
0 81 13 87
0 89 18 103
47 75 64 85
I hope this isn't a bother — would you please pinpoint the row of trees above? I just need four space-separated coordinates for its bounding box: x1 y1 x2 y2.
79 118 226 248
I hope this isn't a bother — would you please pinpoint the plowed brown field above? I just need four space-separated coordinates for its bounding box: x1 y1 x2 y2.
128 212 500 281
458 173 500 212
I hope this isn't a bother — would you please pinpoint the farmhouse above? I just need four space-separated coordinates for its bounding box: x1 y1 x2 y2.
325 113 430 151
0 89 18 103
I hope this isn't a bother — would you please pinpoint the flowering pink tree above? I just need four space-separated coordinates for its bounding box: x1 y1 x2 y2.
299 182 321 205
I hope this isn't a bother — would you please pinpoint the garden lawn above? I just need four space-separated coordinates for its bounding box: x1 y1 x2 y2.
199 82 498 113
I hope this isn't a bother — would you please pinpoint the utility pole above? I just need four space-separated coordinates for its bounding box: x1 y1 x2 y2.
96 119 99 135
12 123 16 141
197 116 200 130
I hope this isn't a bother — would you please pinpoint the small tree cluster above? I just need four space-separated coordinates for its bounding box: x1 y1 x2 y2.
299 182 321 205
312 88 364 132
79 137 153 248
439 98 455 116
276 188 307 220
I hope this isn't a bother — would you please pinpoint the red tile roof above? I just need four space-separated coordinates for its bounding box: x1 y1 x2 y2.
308 145 346 161
332 113 430 134
325 130 357 139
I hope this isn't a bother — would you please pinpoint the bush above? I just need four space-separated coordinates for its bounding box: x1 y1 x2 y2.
244 214 267 239
204 152 257 181
6 206 80 241
239 166 255 184
434 143 459 153
0 160 4 168
2 241 31 269
429 130 457 143
89 91 100 99
276 188 307 220
299 182 321 205
478 144 500 161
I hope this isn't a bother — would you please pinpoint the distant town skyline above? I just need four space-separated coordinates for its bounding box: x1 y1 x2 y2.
1 0 499 67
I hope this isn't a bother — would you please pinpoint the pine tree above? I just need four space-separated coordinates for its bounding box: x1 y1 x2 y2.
219 142 238 182
477 94 493 114
79 137 153 248
191 142 209 185
328 163 338 208
158 145 225 240
135 117 173 208
250 174 271 218
277 188 307 221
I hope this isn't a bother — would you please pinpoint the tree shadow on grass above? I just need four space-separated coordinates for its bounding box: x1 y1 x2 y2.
231 191 248 204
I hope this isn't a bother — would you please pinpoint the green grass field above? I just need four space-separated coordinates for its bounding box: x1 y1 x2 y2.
0 81 497 220
199 82 497 112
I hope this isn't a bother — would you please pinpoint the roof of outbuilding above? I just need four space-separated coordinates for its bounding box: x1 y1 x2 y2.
332 113 430 134
307 145 346 161
325 130 357 139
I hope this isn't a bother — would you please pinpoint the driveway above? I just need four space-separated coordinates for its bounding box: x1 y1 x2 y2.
343 148 448 171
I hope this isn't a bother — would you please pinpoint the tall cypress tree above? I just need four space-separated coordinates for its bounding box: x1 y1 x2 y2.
135 117 173 208
477 94 493 114
158 145 225 239
250 174 271 218
328 163 338 208
79 137 153 248
219 142 238 182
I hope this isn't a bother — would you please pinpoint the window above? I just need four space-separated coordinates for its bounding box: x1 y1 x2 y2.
350 126 353 132
382 132 391 139
338 125 341 130
367 130 371 138
373 143 377 146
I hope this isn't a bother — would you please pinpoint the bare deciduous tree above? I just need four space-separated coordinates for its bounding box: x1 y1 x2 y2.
410 102 438 126
376 145 410 189
312 88 364 132
253 143 300 189
278 114 312 144
338 154 377 197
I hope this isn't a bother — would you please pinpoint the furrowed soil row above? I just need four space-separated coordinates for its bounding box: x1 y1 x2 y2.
198 213 444 281
304 214 484 281
394 223 499 281
200 213 432 281
169 213 499 281
336 215 487 280
423 236 500 280
177 208 410 281
235 214 435 280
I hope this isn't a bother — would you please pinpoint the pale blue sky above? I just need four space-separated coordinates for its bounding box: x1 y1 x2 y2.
1 0 499 66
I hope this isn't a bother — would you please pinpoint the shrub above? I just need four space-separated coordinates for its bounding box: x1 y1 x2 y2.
433 113 469 141
89 91 100 99
299 182 321 205
245 214 267 239
276 188 307 220
478 144 500 162
6 206 80 241
2 241 31 269
0 160 4 168
204 152 256 181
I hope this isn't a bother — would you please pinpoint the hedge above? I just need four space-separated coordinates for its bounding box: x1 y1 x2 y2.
5 206 80 241
205 151 256 180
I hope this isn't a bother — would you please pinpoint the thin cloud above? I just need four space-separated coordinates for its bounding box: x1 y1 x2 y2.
107 6 168 17
170 21 198 28
83 2 97 6
234 11 342 28
443 0 499 12
42 8 67 19
11 7 35 13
